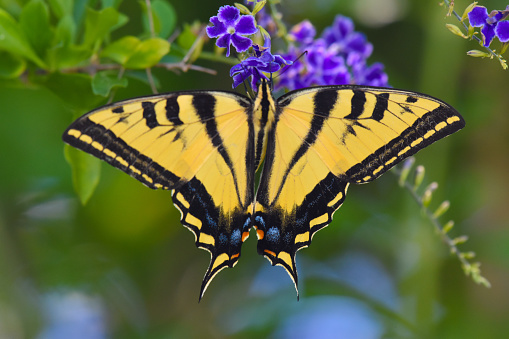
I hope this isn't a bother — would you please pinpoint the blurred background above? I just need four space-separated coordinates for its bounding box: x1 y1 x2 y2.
0 0 508 338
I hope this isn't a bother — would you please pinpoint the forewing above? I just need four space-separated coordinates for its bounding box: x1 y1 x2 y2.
254 86 465 292
63 91 256 299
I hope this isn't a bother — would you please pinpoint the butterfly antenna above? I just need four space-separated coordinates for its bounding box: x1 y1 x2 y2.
243 79 253 100
274 51 308 80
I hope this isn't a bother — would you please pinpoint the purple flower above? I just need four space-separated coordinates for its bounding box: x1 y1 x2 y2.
496 21 509 42
206 5 258 57
305 39 351 86
230 37 292 89
289 20 316 45
322 15 373 59
468 5 509 46
352 61 389 87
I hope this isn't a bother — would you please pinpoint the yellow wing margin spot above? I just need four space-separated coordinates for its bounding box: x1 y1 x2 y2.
103 149 116 158
435 121 447 131
424 130 435 139
199 233 215 246
411 137 424 147
295 232 310 244
185 213 202 229
91 141 103 151
310 213 329 228
175 192 190 209
211 253 229 271
79 134 93 144
397 146 411 157
373 165 384 176
277 252 292 267
327 191 344 207
67 129 81 138
385 156 398 166
116 157 128 167
129 166 141 175
142 174 153 184
447 116 461 124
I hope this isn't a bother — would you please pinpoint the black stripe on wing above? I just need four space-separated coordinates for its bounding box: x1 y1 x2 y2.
63 117 179 190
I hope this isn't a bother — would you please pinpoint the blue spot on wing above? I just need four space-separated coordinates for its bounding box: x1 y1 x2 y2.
219 233 228 245
255 216 265 228
266 227 280 243
231 229 241 245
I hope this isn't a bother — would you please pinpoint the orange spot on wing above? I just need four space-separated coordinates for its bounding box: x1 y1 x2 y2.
241 231 249 242
231 253 240 260
256 229 265 240
264 249 276 257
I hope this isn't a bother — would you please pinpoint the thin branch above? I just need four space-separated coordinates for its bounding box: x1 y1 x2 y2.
145 0 155 37
146 68 158 94
392 161 491 288
60 60 217 76
156 63 217 75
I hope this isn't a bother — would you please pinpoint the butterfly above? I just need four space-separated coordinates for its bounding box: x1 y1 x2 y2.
63 79 464 299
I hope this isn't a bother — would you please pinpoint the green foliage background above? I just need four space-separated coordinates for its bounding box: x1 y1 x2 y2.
0 0 508 337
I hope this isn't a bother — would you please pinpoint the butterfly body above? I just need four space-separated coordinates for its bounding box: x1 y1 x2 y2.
63 80 464 299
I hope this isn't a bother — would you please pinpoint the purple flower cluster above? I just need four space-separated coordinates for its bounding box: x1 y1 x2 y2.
206 4 389 90
231 37 291 89
468 5 509 47
206 5 292 89
277 16 389 91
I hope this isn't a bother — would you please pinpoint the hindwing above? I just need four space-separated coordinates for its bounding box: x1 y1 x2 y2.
254 85 465 291
63 90 257 299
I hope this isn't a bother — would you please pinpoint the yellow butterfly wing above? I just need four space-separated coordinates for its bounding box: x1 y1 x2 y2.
63 91 256 299
254 86 465 292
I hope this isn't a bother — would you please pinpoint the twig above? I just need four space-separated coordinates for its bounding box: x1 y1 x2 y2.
145 0 155 37
60 61 217 76
156 63 217 75
393 159 491 288
146 68 158 94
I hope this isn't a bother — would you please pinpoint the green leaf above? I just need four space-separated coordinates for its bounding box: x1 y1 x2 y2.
72 0 89 27
112 12 129 32
48 16 89 70
124 37 170 69
37 72 104 110
92 71 128 97
19 0 53 58
47 0 73 19
82 7 120 48
143 0 177 39
252 0 267 16
0 51 26 78
101 35 141 65
53 14 76 46
102 0 124 9
0 8 46 68
64 144 101 205
177 22 203 63
47 44 91 70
